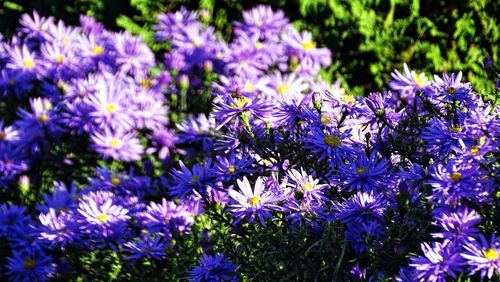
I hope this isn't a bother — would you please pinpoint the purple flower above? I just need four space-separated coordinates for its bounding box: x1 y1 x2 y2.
336 150 391 192
213 95 269 129
187 253 239 282
285 167 328 201
410 241 465 282
213 153 255 182
146 127 178 159
228 176 284 226
114 32 155 77
304 125 353 164
461 233 500 279
421 117 475 156
170 160 214 198
429 72 476 106
138 198 194 236
389 63 430 97
124 234 168 262
6 250 55 282
0 203 31 238
37 209 79 249
0 69 35 98
90 129 144 162
154 8 199 42
19 11 54 41
77 195 130 238
334 191 387 225
234 5 289 39
0 142 29 185
6 45 40 74
176 114 215 149
431 207 481 243
345 221 386 254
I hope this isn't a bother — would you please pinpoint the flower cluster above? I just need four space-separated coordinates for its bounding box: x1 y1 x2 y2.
0 5 499 281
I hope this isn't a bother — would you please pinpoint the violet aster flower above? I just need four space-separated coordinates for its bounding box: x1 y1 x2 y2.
170 160 215 199
154 7 199 42
0 121 19 142
0 142 29 186
431 207 481 243
461 233 500 280
213 95 269 129
345 221 386 254
0 203 31 238
304 125 354 165
16 97 64 139
138 198 194 236
337 150 391 192
176 114 216 149
187 253 239 282
234 5 289 39
227 176 284 226
124 234 168 262
6 250 56 282
427 159 485 206
19 11 54 41
285 167 328 201
131 89 169 130
267 71 309 101
90 129 144 162
146 127 178 160
334 191 387 225
429 71 476 106
37 209 79 249
77 195 130 239
6 45 40 74
389 63 430 97
213 153 255 182
114 32 155 77
410 241 465 282
0 69 35 98
421 117 474 156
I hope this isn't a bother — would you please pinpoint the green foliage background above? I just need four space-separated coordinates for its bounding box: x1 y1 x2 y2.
1 0 498 98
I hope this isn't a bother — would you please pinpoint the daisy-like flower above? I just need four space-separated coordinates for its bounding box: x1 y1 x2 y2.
389 63 430 96
138 198 194 235
267 71 309 101
285 167 328 201
114 32 155 77
235 5 289 39
461 233 500 280
170 160 214 199
0 121 19 142
421 117 474 156
431 207 481 243
282 28 331 76
228 176 284 226
429 72 476 106
19 10 54 40
334 191 387 225
410 241 465 282
77 196 130 238
6 250 56 282
213 95 269 129
124 234 168 262
37 209 79 249
146 127 178 160
0 203 31 239
131 89 169 131
213 153 255 182
7 45 40 73
176 114 215 149
90 129 144 162
154 7 200 42
337 150 391 192
187 253 239 282
304 125 354 165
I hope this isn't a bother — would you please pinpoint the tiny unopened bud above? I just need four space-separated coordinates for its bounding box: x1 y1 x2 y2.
204 60 213 73
312 92 322 111
19 175 30 195
179 74 189 90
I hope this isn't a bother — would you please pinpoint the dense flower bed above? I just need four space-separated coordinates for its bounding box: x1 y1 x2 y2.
0 5 499 281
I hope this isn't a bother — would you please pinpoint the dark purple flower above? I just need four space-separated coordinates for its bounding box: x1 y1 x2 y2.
410 241 465 282
138 198 194 236
37 208 79 249
334 191 387 225
124 234 168 262
170 160 214 198
6 250 55 282
337 150 391 192
187 253 239 282
213 153 255 182
431 207 481 243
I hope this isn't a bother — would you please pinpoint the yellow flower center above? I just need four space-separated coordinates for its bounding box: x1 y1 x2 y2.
190 175 199 184
111 176 121 186
256 19 263 27
321 115 332 125
228 165 236 173
449 125 462 133
23 258 36 269
342 94 356 104
483 248 499 261
192 38 203 47
470 146 479 155
357 167 369 176
415 73 427 87
249 196 261 206
231 97 252 109
324 135 341 148
39 114 49 124
56 54 65 64
255 41 263 50
92 45 105 56
302 41 316 52
243 81 256 93
447 87 457 94
109 138 122 149
450 172 462 182
140 78 153 89
277 84 290 96
98 213 108 223
304 182 313 191
23 59 36 69
107 103 118 113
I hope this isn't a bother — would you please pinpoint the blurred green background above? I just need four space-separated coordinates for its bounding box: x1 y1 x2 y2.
1 0 498 98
